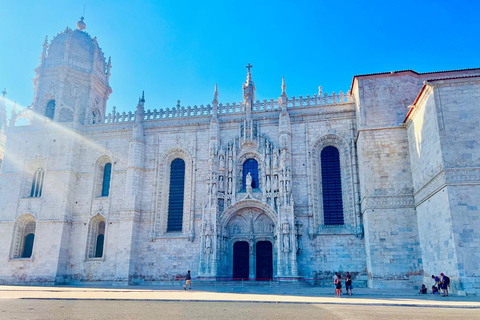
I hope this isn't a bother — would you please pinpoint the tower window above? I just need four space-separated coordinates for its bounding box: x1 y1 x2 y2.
45 100 55 120
167 158 185 232
242 159 259 189
30 168 44 198
321 146 344 225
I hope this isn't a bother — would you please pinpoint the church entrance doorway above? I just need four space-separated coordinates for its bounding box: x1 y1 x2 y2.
232 241 249 279
256 241 273 280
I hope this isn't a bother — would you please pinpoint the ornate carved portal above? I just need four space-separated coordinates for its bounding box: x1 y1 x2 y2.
219 207 276 279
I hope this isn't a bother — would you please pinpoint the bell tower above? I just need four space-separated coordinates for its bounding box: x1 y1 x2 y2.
31 17 112 125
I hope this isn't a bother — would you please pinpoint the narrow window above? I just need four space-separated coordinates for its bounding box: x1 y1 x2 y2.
167 158 185 232
22 233 35 258
321 146 344 225
30 168 44 198
87 216 106 259
45 100 55 120
242 159 259 189
95 221 105 258
101 163 112 197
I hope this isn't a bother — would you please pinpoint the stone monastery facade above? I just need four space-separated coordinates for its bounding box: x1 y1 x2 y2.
0 18 479 295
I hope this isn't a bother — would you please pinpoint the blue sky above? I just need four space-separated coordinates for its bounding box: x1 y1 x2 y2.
1 0 479 113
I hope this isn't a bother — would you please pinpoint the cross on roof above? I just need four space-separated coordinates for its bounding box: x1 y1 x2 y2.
246 63 253 71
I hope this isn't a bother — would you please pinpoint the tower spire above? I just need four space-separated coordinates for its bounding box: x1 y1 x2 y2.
242 63 255 120
212 83 219 119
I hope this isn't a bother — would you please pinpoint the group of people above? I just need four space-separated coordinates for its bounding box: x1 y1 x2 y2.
420 273 450 296
333 272 353 297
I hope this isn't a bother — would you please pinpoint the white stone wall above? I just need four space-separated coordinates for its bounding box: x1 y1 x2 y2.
407 78 480 294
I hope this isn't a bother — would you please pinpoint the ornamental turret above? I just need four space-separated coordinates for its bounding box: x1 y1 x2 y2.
31 17 112 125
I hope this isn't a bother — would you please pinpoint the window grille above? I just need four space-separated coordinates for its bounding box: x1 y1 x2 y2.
167 158 185 232
242 159 259 189
321 146 344 225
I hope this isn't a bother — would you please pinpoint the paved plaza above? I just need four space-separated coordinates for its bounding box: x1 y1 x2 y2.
1 284 479 319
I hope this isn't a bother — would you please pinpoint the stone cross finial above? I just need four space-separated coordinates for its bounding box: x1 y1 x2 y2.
246 63 253 71
2 88 6 97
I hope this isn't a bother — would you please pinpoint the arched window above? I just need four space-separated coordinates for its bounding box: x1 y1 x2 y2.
30 168 44 198
11 215 36 259
87 215 106 259
58 108 74 122
242 159 259 189
95 221 105 258
45 100 55 120
101 163 112 197
167 158 185 232
321 146 344 225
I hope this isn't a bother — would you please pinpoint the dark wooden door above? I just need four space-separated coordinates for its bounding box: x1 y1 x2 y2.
256 241 273 280
233 241 249 279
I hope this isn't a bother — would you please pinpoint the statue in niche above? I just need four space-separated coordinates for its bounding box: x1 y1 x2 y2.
246 172 252 188
274 175 279 191
265 153 271 173
228 157 233 173
273 149 279 168
219 154 225 171
228 177 232 194
212 182 218 196
266 176 271 192
218 176 224 191
204 234 212 254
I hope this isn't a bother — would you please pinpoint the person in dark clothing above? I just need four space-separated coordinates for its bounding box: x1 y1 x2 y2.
184 270 192 290
335 275 342 298
345 272 353 296
440 273 450 296
420 284 427 294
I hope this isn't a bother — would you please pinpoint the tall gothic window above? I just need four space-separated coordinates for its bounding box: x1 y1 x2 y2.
30 168 44 198
45 100 55 120
167 158 185 232
101 163 112 197
11 215 36 259
321 146 344 225
242 159 259 189
87 215 106 259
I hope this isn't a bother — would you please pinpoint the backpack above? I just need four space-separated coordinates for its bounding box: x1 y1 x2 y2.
444 276 450 285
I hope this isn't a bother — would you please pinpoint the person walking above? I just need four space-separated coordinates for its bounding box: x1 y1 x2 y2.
440 273 450 296
345 272 353 296
184 270 192 290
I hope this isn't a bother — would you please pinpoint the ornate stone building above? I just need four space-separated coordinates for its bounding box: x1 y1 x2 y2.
0 18 479 295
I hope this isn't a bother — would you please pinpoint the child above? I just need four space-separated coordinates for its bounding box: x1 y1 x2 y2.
420 284 427 294
432 285 439 294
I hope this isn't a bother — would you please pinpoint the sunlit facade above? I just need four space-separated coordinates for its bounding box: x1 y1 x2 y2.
0 18 479 295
